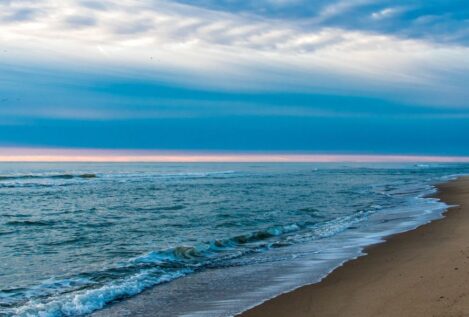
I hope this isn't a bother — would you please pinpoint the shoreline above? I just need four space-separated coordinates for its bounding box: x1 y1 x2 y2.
238 176 469 317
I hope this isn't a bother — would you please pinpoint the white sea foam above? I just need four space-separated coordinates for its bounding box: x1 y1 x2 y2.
14 270 190 317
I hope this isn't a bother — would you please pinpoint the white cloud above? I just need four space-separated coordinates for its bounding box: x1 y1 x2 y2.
317 0 372 21
371 7 401 20
0 0 468 106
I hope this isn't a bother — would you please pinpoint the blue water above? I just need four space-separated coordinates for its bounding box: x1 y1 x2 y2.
0 163 468 317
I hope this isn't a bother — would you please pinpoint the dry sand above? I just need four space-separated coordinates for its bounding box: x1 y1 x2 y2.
239 176 469 317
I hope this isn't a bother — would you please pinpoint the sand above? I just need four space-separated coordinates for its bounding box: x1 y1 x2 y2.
239 176 469 317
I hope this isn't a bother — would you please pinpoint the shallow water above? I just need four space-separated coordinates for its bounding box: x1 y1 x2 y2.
0 163 468 317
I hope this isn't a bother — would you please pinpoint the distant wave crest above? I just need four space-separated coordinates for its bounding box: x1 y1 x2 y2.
0 173 97 181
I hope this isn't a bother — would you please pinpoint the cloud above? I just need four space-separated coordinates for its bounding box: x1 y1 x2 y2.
1 7 41 22
0 0 468 154
172 0 469 44
78 0 113 11
371 7 402 20
1 61 468 124
316 0 372 21
64 15 97 28
0 0 468 107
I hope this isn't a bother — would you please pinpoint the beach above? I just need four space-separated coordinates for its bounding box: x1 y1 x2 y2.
239 176 469 317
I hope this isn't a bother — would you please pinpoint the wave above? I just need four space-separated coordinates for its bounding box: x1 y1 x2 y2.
0 171 236 186
13 270 189 317
6 210 377 317
163 170 236 177
415 164 431 168
0 173 97 181
4 170 457 317
5 220 54 227
4 179 449 317
103 170 237 180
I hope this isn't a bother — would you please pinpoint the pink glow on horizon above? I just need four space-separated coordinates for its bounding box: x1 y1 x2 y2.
0 148 468 162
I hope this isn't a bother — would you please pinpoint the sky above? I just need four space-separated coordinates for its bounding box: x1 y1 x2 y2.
0 0 468 159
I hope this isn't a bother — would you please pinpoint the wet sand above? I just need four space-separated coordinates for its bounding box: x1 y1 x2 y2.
239 176 469 317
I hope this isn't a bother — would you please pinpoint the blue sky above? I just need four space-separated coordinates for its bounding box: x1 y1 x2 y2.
0 0 468 155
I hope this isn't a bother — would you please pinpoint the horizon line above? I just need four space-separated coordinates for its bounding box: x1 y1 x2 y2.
0 148 468 163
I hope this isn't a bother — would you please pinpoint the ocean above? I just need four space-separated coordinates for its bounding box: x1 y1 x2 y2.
1 162 468 317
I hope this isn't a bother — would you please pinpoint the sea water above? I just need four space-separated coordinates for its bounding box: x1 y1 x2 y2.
0 162 468 317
